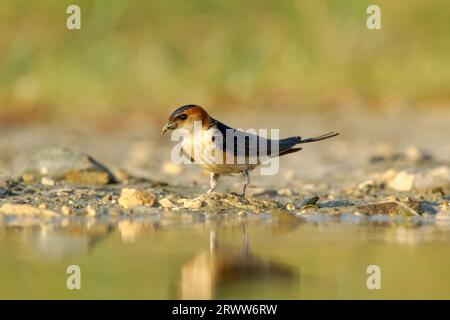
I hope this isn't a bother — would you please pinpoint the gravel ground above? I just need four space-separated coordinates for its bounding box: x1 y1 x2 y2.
1 109 449 228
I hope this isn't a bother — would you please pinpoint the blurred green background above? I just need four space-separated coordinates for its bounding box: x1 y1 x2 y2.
0 0 449 121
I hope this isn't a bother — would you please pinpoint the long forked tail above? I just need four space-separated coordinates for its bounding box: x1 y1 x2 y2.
276 131 339 157
298 131 339 144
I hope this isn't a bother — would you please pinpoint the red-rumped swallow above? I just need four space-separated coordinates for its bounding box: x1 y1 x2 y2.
162 104 338 196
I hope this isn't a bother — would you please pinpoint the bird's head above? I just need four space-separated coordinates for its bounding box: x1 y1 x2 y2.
162 104 210 134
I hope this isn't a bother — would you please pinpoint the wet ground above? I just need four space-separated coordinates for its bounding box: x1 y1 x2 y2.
1 108 450 299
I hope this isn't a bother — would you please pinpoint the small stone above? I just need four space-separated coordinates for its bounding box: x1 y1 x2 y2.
0 179 18 189
300 195 320 208
159 198 174 209
383 167 450 192
238 210 247 216
357 199 419 216
22 174 35 183
41 177 55 186
0 203 59 217
286 203 295 211
38 203 48 209
118 188 156 209
183 198 203 209
204 197 218 209
21 147 116 185
387 171 414 192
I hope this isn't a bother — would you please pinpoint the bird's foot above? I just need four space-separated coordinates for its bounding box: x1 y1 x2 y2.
231 191 246 199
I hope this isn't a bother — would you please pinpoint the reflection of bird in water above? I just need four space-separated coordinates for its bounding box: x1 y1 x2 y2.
179 223 298 300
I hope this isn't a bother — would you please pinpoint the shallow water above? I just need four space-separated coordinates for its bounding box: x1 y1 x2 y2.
1 213 450 299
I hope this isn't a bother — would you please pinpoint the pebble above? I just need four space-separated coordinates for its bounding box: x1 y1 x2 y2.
41 177 55 186
0 203 59 217
0 188 10 197
387 171 414 192
182 198 204 209
384 166 450 192
300 195 320 208
118 188 156 209
159 198 175 209
286 203 295 211
21 147 116 185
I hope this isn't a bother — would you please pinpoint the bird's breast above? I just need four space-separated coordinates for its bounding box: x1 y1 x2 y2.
180 129 258 174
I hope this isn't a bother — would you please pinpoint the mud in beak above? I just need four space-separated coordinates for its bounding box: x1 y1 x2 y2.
161 122 177 135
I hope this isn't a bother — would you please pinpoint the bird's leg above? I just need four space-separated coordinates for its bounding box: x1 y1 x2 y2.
207 172 219 194
240 170 250 197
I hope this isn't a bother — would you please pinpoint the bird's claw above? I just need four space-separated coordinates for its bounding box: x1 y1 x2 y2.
231 192 245 198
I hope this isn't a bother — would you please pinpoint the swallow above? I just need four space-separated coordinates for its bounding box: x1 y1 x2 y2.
162 104 339 196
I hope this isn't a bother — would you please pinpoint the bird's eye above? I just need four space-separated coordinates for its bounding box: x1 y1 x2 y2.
178 114 188 121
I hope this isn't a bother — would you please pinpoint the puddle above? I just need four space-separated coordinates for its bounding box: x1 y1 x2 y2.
1 212 450 299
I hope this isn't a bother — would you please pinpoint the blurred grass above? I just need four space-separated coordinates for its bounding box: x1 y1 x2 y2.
0 0 449 120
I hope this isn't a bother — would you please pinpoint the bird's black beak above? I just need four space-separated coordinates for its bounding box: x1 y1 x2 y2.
161 122 177 135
